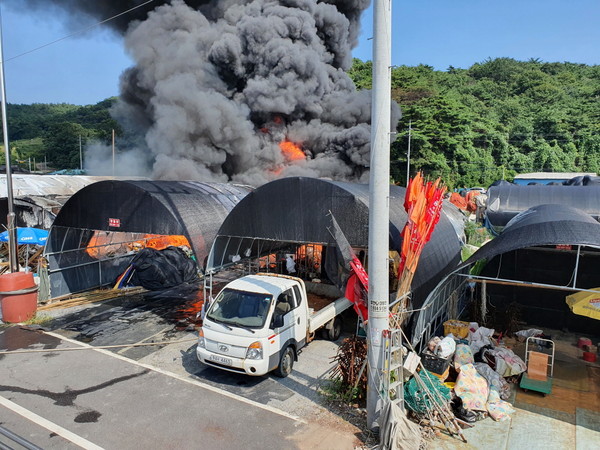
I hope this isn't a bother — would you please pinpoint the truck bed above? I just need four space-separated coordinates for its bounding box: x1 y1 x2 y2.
307 292 335 312
308 296 353 333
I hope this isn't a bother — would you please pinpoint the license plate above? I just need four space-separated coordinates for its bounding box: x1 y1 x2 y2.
209 355 233 366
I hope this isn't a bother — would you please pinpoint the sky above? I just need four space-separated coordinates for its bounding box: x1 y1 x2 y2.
1 0 599 105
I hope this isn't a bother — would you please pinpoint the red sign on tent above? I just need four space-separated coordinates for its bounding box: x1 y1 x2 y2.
108 218 121 228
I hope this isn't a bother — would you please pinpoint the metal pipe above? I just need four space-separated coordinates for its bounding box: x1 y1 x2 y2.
0 424 43 450
463 273 600 293
405 120 411 186
572 245 581 288
112 129 115 176
0 9 18 273
367 0 392 429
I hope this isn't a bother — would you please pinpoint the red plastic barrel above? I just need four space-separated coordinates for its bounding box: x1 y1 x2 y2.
0 272 38 323
583 351 597 363
578 337 592 348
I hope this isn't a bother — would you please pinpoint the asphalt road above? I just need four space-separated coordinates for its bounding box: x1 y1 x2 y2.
0 285 362 449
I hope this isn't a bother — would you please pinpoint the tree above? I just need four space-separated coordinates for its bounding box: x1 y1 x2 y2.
43 122 89 169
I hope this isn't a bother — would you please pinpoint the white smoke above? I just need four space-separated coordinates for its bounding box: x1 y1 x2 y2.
84 141 152 177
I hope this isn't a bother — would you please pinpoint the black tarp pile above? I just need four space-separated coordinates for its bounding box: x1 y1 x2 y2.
126 246 199 290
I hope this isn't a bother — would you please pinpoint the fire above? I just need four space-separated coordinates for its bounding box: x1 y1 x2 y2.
85 231 191 259
142 234 190 251
279 140 305 161
296 244 323 274
85 232 126 258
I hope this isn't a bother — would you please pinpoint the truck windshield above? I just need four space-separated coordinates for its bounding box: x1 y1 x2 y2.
206 288 273 329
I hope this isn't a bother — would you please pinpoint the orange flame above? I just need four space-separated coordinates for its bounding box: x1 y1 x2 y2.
279 140 305 161
86 231 191 259
142 234 190 251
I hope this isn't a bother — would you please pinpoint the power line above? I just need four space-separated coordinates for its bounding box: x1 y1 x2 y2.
3 0 155 63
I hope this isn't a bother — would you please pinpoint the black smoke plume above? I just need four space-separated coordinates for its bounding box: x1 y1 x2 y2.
17 0 399 184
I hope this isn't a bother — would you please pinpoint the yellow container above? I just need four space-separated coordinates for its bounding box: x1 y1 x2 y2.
443 320 469 339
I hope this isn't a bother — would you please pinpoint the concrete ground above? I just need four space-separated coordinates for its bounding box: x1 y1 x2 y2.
0 285 367 449
5 284 597 449
0 326 361 449
430 329 600 450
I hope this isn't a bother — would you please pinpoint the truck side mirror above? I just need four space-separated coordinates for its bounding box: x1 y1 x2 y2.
272 315 284 329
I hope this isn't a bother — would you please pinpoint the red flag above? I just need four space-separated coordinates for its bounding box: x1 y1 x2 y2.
346 258 369 320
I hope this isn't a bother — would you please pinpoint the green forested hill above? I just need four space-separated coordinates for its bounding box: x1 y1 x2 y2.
3 98 120 170
4 58 600 185
349 57 600 187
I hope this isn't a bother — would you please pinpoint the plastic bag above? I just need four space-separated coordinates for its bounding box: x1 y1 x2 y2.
435 336 456 359
515 329 543 342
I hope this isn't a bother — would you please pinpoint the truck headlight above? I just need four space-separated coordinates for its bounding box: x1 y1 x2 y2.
197 328 206 349
246 341 263 360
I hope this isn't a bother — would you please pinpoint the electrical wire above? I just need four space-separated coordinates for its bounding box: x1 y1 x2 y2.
2 0 155 63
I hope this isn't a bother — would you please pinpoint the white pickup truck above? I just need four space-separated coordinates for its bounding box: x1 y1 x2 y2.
196 273 353 377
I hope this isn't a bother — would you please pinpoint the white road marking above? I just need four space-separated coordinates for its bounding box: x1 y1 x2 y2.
116 326 172 354
43 330 306 424
0 395 104 450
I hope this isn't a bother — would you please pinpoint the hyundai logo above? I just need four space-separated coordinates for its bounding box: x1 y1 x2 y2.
219 345 229 352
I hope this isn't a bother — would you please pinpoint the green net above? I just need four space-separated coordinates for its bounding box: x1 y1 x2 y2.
404 369 452 414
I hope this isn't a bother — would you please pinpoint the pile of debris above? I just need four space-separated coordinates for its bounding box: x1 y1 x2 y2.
0 243 46 275
379 320 530 448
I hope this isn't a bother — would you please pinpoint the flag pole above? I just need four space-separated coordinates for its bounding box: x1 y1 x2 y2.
367 0 392 429
0 7 18 273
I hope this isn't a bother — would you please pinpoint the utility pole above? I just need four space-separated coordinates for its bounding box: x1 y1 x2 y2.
28 157 31 173
367 0 391 430
112 129 115 176
406 120 412 187
79 134 83 170
0 10 18 272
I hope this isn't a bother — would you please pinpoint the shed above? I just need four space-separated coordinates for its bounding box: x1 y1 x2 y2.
207 177 463 307
44 180 252 299
513 172 597 185
467 204 600 334
486 184 600 234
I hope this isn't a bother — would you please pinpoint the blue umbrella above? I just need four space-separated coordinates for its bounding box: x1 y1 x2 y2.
0 227 49 245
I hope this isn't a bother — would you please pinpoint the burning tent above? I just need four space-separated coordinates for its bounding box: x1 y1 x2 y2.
43 180 251 299
206 177 463 308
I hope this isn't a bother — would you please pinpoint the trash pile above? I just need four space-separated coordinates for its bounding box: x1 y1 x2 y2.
0 243 46 275
0 227 49 275
389 320 527 444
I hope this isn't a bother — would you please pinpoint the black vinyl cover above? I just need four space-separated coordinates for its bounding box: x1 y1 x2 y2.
50 180 252 267
46 180 251 297
466 204 600 266
209 177 463 307
486 184 600 230
465 203 600 334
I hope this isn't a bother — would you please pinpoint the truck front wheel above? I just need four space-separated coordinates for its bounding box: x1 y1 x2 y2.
274 346 294 378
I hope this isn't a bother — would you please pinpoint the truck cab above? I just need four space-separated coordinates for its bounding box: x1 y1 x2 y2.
196 273 351 377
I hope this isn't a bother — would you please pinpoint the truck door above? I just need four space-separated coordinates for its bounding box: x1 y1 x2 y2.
291 284 308 347
273 289 296 349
